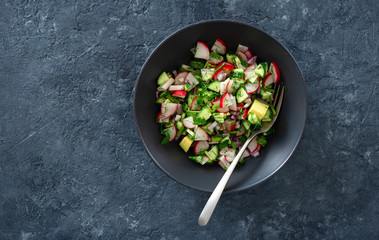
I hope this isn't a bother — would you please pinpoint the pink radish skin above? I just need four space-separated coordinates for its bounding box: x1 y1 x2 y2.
174 72 188 85
247 136 258 152
262 73 275 87
245 81 259 94
172 90 186 98
241 149 250 159
194 141 210 155
245 50 252 59
164 126 177 142
269 62 281 83
160 102 178 119
182 116 195 129
226 80 234 94
194 127 209 141
237 50 248 61
194 41 210 60
211 38 226 55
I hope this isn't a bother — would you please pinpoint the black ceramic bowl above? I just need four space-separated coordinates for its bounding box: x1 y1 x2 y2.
134 20 307 193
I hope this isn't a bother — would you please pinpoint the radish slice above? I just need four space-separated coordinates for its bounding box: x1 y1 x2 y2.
194 127 209 141
156 112 169 123
174 72 188 85
262 73 275 87
168 85 184 91
269 62 281 83
174 114 181 121
185 72 199 89
245 64 257 71
194 141 210 155
224 119 236 132
212 97 221 106
245 50 252 59
252 151 260 158
236 126 246 137
211 38 226 55
172 90 186 98
219 81 228 96
241 149 250 159
194 41 210 60
215 71 227 81
218 155 230 168
216 106 229 113
164 126 177 142
207 121 218 131
226 79 234 94
220 93 232 108
182 116 195 129
208 53 224 65
229 95 237 111
236 44 249 53
244 69 256 80
237 50 248 61
245 81 259 94
224 149 236 161
247 136 258 152
247 56 257 66
157 78 174 91
201 156 210 165
160 102 178 119
190 96 201 110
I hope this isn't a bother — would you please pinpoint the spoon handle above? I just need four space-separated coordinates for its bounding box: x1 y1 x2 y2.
198 132 258 226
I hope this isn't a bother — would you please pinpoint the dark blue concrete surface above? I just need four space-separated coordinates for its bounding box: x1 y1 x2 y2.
1 0 378 239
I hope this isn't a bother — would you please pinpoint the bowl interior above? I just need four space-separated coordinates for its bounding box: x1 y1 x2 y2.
134 20 307 192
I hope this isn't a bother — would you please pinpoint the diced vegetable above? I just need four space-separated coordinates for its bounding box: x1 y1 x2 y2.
156 39 283 170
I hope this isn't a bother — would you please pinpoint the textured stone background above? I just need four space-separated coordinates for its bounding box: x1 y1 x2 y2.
1 0 378 239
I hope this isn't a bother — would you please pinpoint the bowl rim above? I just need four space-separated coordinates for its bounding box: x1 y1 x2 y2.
133 19 308 192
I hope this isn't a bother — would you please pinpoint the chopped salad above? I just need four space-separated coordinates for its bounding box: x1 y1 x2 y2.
155 39 281 170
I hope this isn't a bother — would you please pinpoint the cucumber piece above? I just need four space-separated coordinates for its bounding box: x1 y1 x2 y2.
194 106 212 125
219 136 231 149
247 113 262 127
255 64 266 78
213 112 227 123
242 120 251 131
261 108 273 122
205 145 219 161
208 81 221 92
189 155 203 163
211 134 223 142
186 129 195 140
226 53 237 63
236 87 248 103
201 68 214 81
176 121 185 135
157 72 170 86
260 88 273 100
231 69 244 79
186 110 199 119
